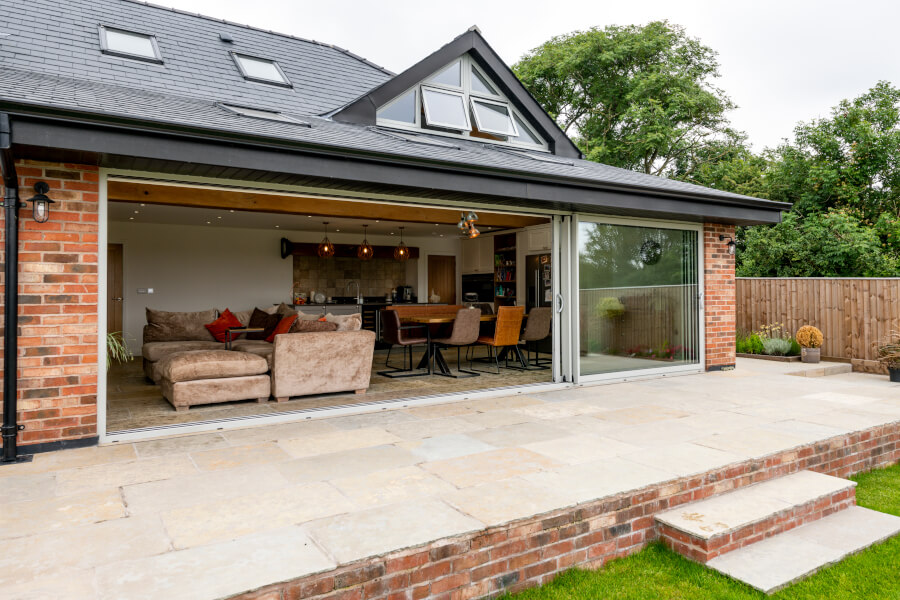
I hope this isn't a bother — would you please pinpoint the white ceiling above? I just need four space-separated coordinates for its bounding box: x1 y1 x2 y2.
107 201 503 238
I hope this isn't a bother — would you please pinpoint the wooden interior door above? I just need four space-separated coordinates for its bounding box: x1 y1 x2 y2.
107 243 123 334
427 255 456 304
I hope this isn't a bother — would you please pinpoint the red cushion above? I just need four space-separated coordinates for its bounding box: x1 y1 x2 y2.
204 309 243 343
266 314 298 343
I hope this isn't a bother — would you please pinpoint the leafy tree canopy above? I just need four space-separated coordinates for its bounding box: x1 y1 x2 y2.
514 21 737 176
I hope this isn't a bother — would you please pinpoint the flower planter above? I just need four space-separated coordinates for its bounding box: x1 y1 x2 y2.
801 347 821 364
890 367 900 383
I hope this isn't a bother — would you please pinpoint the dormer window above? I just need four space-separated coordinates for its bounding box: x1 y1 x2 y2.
376 54 548 150
231 53 292 87
98 26 162 63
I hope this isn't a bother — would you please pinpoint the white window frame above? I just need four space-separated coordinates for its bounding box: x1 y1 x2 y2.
231 52 292 88
470 96 518 137
374 54 551 152
421 85 471 132
98 25 163 64
376 88 419 128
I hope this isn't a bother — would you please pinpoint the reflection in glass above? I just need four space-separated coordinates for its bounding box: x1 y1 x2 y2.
510 113 541 145
578 222 700 376
422 87 469 130
377 90 416 123
471 67 497 95
429 60 461 87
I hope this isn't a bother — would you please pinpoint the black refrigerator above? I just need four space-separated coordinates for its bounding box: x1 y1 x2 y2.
525 254 552 354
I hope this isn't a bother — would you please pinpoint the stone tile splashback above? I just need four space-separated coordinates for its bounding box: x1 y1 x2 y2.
293 256 411 299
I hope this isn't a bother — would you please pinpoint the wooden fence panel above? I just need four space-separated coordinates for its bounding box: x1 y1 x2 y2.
736 278 900 372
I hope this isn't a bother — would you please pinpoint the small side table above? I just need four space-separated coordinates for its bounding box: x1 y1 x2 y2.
225 327 265 350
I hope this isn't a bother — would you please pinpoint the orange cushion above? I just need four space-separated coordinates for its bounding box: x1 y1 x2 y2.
266 314 299 343
204 309 243 343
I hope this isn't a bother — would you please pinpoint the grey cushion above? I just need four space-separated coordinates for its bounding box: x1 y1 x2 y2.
142 341 224 362
156 350 269 383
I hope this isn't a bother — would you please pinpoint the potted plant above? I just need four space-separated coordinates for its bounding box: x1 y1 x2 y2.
876 333 900 382
106 331 132 369
796 325 823 364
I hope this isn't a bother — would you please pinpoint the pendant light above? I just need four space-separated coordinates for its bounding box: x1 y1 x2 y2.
317 221 335 258
393 226 410 261
357 224 374 261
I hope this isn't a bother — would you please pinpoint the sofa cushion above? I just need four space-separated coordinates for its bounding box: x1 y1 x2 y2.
266 314 298 342
145 308 217 342
325 312 362 332
231 309 253 327
205 309 244 342
142 340 224 362
231 342 274 369
291 319 338 333
156 350 269 383
274 302 298 317
296 311 323 321
247 308 281 340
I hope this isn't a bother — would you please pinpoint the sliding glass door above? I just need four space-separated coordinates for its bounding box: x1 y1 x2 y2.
576 218 702 378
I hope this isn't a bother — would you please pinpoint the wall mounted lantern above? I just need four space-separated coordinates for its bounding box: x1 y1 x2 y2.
393 227 409 261
317 222 335 258
719 234 736 255
357 224 374 261
26 181 54 223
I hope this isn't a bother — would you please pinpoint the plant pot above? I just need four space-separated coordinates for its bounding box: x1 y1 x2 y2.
890 367 900 383
801 347 820 363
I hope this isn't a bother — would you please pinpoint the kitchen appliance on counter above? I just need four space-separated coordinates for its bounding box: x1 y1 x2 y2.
394 285 416 303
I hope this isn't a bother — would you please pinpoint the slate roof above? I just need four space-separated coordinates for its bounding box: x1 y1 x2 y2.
0 0 788 211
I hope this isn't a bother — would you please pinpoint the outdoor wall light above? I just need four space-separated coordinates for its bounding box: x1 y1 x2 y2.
26 181 54 223
719 234 736 255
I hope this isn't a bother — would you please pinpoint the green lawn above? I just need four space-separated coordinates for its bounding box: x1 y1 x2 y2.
506 463 900 600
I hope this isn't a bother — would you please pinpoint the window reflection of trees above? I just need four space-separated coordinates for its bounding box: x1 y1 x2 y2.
579 224 692 289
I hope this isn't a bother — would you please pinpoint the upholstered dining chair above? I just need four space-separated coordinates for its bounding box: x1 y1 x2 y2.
431 307 481 378
377 309 428 378
471 305 525 374
507 306 552 370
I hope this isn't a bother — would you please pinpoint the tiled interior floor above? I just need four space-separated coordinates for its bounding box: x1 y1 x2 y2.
106 348 553 432
5 359 900 599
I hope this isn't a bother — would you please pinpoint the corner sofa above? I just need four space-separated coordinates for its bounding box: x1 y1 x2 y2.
141 307 374 411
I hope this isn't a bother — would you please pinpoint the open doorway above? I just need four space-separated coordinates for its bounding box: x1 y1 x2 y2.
104 178 557 434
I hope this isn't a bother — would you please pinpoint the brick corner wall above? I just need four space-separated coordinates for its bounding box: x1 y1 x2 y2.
703 223 736 370
0 160 100 449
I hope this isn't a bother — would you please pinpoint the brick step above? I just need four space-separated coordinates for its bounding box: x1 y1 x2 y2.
655 470 855 563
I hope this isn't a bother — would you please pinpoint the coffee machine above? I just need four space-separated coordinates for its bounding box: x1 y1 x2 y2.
395 285 415 303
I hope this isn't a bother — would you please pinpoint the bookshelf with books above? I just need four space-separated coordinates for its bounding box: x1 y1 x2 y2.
493 233 517 307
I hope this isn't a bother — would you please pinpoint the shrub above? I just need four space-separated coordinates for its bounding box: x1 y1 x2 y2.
796 325 824 348
876 331 900 368
789 337 801 356
595 297 625 319
762 337 793 356
736 331 765 354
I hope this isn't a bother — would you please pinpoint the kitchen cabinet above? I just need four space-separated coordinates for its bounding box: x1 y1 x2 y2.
461 236 494 274
525 225 552 252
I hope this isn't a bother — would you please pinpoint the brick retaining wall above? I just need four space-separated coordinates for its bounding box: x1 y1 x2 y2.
0 160 99 449
231 421 899 600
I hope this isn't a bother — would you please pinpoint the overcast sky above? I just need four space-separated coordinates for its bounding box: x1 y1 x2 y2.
163 0 899 151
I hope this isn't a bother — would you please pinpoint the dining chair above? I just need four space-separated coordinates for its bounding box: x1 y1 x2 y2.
377 310 428 378
471 305 525 374
507 306 552 370
431 307 481 378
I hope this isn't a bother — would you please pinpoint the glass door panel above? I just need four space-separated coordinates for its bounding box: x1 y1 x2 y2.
577 221 700 376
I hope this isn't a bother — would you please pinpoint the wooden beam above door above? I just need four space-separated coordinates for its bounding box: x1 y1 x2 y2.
107 180 547 229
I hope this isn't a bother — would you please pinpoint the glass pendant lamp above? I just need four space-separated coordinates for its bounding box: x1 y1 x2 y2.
317 222 335 258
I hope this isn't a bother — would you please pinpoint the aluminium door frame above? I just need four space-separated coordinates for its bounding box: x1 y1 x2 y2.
571 213 706 384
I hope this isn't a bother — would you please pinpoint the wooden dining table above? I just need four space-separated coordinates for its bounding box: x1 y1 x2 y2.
399 312 528 375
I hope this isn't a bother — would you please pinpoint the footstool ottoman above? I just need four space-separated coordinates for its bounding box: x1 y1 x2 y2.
155 350 271 412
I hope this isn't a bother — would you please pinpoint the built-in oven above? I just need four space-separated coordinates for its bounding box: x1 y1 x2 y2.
461 274 494 303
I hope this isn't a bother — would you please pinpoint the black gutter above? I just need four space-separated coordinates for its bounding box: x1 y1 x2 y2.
0 113 24 463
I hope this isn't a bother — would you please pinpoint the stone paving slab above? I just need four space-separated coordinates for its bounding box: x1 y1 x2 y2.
707 507 900 593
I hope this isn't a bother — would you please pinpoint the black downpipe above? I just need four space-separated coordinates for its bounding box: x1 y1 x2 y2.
1 113 22 463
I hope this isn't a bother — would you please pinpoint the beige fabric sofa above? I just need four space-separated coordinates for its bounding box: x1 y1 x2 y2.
155 350 270 411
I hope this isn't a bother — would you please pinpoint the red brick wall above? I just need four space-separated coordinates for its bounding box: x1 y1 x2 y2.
231 422 900 600
0 160 99 448
703 224 736 370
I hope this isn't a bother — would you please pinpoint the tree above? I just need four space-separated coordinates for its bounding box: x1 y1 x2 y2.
670 135 771 199
514 21 737 175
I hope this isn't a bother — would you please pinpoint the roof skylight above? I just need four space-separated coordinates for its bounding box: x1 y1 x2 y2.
98 26 162 63
231 53 292 87
219 104 308 125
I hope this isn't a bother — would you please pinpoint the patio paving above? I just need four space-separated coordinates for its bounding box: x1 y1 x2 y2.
2 358 899 599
